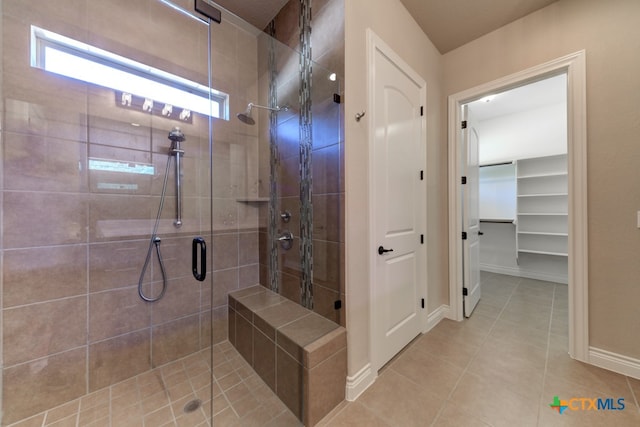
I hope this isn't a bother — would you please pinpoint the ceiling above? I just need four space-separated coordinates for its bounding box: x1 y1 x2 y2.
398 0 558 53
213 1 565 120
467 73 566 121
213 0 558 53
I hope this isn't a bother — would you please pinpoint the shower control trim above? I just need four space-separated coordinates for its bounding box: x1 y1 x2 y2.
278 231 294 250
280 210 292 223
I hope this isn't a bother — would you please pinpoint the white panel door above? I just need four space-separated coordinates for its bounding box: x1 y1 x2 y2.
462 105 481 317
371 36 426 371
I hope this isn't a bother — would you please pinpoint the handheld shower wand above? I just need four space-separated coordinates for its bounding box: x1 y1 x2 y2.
138 127 187 302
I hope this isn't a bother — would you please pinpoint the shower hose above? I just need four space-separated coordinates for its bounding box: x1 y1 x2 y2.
138 155 173 302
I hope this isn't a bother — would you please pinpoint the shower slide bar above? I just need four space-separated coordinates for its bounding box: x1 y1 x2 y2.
138 127 187 302
168 127 185 228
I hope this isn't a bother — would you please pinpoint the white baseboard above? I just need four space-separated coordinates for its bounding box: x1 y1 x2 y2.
425 304 450 333
480 263 568 284
345 306 450 402
589 347 640 380
345 363 376 401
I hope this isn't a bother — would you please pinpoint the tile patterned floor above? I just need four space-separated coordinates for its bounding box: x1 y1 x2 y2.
9 273 640 426
8 341 301 427
320 273 640 427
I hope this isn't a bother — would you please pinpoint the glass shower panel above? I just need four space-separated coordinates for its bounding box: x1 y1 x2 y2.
255 29 343 322
258 31 304 302
309 63 343 325
1 1 214 425
250 28 345 425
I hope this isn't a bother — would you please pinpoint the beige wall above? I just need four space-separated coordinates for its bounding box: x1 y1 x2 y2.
443 0 640 360
345 0 446 377
345 0 640 382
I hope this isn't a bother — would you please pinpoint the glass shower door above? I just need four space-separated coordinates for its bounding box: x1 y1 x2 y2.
84 1 215 425
1 0 215 425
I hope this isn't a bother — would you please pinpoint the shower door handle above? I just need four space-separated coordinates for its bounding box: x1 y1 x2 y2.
192 237 206 282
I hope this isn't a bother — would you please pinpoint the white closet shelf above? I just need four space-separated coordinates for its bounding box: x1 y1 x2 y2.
518 212 568 216
517 193 568 197
515 154 569 263
518 249 569 257
518 231 568 236
517 172 567 179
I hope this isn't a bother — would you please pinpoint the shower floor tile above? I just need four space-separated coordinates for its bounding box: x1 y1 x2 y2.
8 341 302 427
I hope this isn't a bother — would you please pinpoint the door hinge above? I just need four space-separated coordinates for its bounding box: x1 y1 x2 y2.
462 287 468 296
462 232 467 240
420 234 424 244
420 170 424 180
461 176 467 185
421 298 425 309
195 0 222 23
334 300 342 310
461 120 467 129
333 93 341 104
420 106 424 116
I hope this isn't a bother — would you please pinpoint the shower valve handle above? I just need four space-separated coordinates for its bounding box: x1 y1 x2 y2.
278 231 294 242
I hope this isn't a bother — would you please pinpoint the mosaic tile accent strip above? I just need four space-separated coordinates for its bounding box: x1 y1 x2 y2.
298 0 314 309
267 20 280 294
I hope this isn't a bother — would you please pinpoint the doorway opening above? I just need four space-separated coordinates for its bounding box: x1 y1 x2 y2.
469 74 568 313
447 51 589 362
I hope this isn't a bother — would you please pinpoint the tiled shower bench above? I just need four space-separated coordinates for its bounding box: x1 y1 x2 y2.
228 286 346 426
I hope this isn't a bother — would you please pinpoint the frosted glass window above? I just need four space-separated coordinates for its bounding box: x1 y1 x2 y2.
31 25 227 120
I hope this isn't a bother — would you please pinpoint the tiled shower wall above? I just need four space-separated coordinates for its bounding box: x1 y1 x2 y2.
258 0 345 326
0 1 263 424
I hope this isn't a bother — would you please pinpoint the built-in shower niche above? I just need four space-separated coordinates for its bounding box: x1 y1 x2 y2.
228 286 346 426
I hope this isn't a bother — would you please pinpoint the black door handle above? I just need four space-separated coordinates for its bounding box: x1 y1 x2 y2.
478 231 484 236
378 246 394 255
192 237 206 282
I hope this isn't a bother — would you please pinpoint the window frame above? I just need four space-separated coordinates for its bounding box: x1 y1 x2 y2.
30 25 228 120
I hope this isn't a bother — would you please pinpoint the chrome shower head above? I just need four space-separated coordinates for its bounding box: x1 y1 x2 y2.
236 102 288 125
237 104 255 125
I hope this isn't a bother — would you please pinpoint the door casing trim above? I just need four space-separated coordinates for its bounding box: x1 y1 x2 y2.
447 51 589 362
